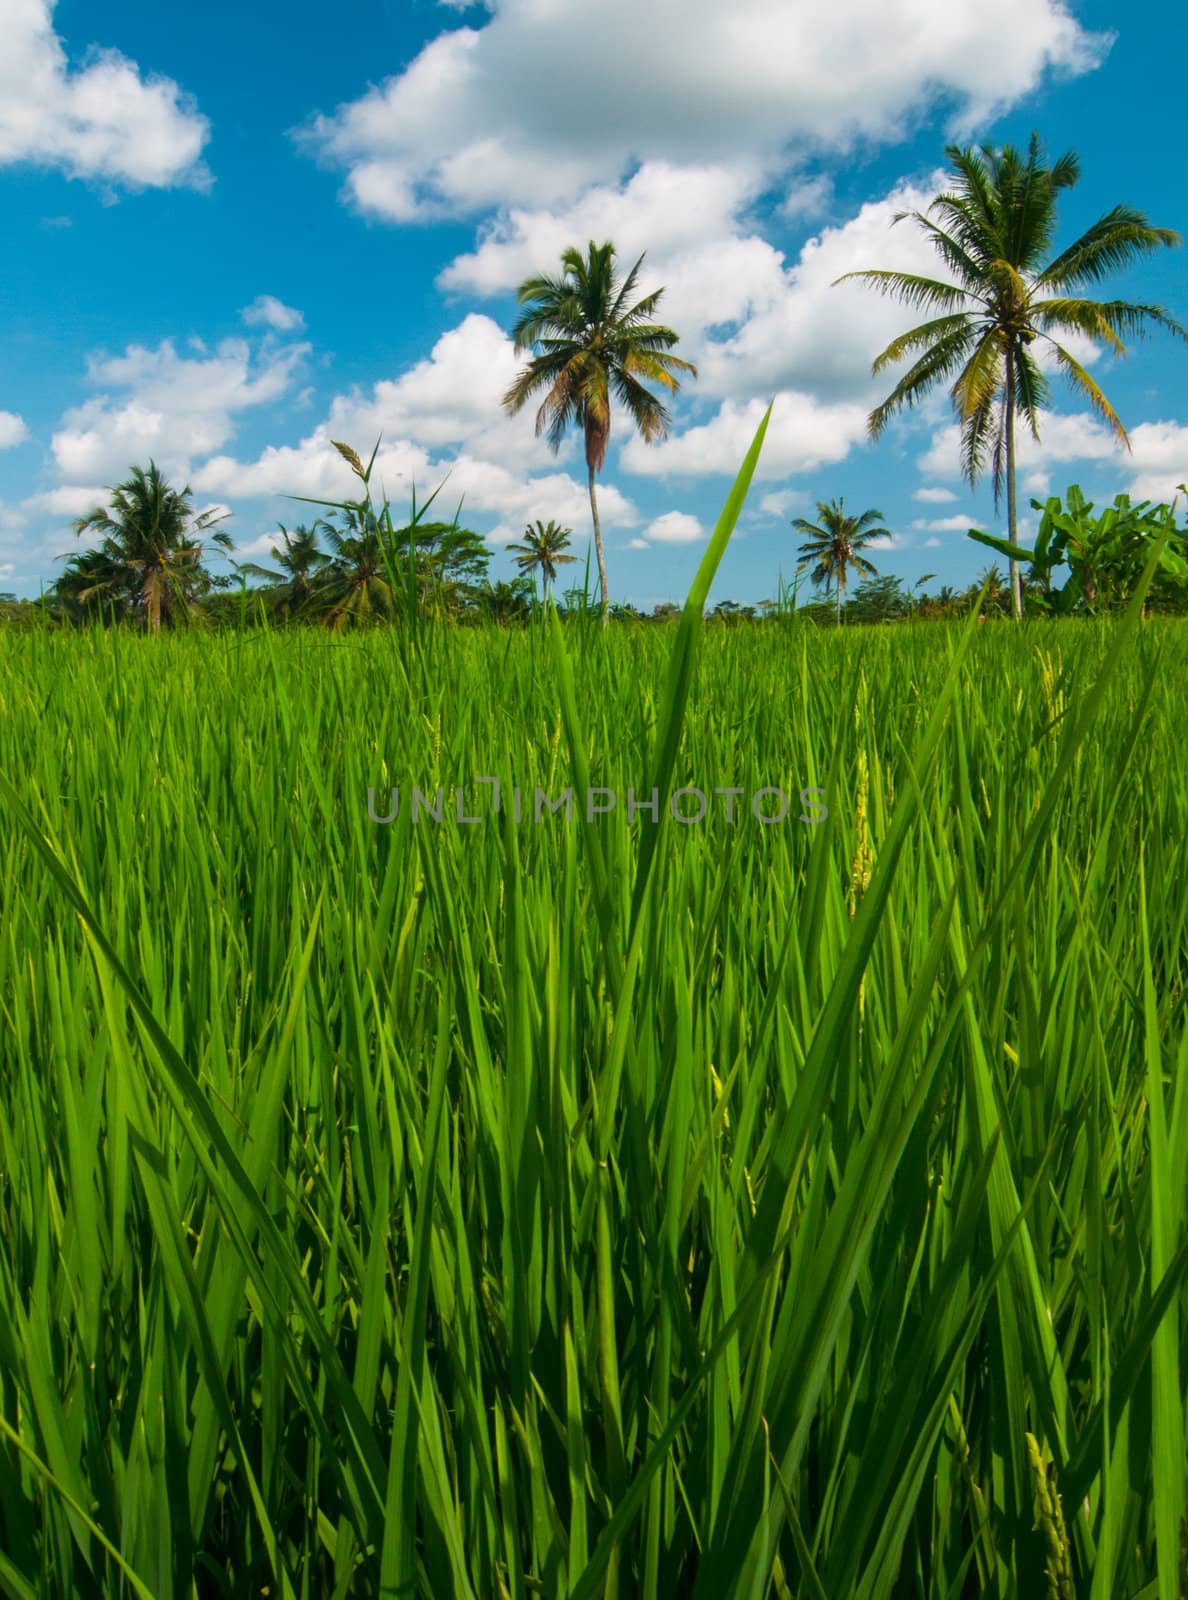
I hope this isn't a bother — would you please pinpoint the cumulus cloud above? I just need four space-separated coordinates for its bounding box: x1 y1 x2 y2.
23 484 108 516
915 410 1188 503
431 165 998 454
913 485 958 502
50 337 309 484
0 412 30 449
911 513 976 531
756 488 812 520
295 0 1108 223
241 295 306 332
0 0 210 189
643 511 704 545
193 424 640 548
619 392 871 482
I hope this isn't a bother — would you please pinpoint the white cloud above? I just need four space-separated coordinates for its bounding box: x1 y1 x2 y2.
756 488 811 520
0 412 30 449
0 562 14 579
436 167 956 409
0 0 210 189
296 0 1107 223
917 411 1188 503
918 410 1121 479
194 423 640 548
192 307 663 543
911 513 975 531
619 392 871 481
1121 422 1188 505
913 485 958 503
241 295 305 332
23 484 107 516
643 511 704 545
623 537 650 550
50 337 309 484
923 536 943 547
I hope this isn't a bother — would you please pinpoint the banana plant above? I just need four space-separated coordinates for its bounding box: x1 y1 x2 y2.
968 482 1188 614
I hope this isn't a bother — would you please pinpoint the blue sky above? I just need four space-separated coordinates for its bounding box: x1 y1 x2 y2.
1 0 1185 608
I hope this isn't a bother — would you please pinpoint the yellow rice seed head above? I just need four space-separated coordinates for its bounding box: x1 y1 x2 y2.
546 711 562 792
710 1064 730 1130
1026 1434 1075 1600
331 439 365 479
849 749 872 917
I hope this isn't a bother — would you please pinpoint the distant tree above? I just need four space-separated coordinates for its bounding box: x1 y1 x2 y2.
313 504 401 628
56 462 232 632
480 577 536 625
500 240 698 624
846 573 912 623
918 583 960 619
793 498 889 624
506 519 577 600
711 600 758 624
836 132 1186 618
392 520 493 616
650 601 682 623
234 524 329 619
976 563 1011 615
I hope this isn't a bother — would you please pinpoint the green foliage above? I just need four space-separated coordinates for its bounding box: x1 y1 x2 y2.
844 573 912 623
970 482 1188 614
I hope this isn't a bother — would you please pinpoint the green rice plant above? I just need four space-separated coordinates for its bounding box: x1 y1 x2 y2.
0 411 1186 1597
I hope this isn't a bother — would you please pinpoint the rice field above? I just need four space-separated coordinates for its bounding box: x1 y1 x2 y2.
1 437 1187 1597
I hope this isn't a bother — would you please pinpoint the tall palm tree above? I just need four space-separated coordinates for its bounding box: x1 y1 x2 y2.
506 519 577 600
835 133 1185 618
792 498 888 624
235 524 329 618
500 240 698 625
64 462 232 632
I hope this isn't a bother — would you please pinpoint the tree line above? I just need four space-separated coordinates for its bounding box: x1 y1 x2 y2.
8 129 1184 631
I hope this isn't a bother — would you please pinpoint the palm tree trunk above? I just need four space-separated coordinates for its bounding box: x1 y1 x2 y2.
1005 355 1023 621
836 571 843 626
587 461 610 627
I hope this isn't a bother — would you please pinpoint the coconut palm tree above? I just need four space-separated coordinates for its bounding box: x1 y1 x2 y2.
234 524 329 618
315 505 399 629
977 563 1010 614
63 462 232 632
835 132 1186 618
792 498 888 624
506 518 577 600
500 240 698 625
481 577 536 626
